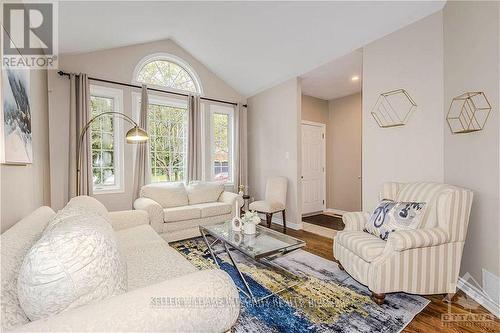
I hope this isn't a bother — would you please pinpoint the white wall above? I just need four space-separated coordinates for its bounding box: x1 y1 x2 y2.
362 12 445 211
443 1 499 299
247 78 302 227
301 95 328 124
48 39 244 211
328 93 362 212
362 4 500 300
1 70 51 232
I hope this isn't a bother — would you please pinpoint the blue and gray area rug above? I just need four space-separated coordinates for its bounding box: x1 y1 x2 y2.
171 237 429 333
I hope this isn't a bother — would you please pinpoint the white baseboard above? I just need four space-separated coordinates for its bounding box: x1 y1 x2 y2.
458 276 500 318
482 269 500 308
256 212 303 230
302 211 324 217
324 208 348 216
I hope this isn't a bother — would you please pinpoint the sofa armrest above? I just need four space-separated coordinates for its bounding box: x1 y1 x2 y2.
12 270 240 333
342 212 370 231
387 227 450 251
218 191 244 216
108 210 149 231
133 197 163 233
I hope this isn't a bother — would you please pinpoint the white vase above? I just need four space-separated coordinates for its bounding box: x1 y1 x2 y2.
245 233 256 246
243 223 256 235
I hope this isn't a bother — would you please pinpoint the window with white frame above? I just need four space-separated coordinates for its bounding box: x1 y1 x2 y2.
206 103 234 184
133 54 235 185
134 53 202 94
134 94 188 183
90 86 124 193
133 54 201 183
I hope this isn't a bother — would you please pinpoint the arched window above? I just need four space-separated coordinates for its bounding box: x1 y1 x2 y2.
133 53 202 94
133 54 203 183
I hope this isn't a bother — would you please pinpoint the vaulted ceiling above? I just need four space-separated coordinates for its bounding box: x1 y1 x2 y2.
58 1 445 97
301 49 363 100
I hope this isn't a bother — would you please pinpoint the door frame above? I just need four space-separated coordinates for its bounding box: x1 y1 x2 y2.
301 120 327 214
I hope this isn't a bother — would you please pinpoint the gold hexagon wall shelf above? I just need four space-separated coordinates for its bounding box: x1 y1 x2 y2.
371 89 417 128
446 92 492 134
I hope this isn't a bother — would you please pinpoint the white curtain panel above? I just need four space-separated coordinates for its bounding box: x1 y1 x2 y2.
187 94 202 181
133 85 151 199
234 103 248 192
69 73 92 197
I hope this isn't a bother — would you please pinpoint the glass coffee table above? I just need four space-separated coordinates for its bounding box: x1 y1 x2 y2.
199 222 306 302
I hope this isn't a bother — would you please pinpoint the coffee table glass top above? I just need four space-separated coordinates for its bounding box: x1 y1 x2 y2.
201 222 305 259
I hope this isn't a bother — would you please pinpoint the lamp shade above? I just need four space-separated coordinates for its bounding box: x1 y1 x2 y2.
126 126 148 143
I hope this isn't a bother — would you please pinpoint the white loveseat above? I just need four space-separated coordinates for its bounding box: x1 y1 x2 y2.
1 196 240 332
134 181 243 242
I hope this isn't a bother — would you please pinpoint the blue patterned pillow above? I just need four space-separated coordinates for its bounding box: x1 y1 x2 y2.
364 200 426 240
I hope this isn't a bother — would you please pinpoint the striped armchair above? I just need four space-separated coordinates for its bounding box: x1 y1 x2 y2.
333 182 473 304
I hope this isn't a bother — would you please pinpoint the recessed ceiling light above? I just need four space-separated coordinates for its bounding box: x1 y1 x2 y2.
351 75 360 82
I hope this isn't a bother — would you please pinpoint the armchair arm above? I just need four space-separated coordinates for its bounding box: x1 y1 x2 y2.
133 197 163 233
108 210 149 231
342 212 370 231
12 270 240 333
218 192 244 216
386 227 450 251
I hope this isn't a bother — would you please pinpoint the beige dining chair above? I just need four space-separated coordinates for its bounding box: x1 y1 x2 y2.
249 177 288 233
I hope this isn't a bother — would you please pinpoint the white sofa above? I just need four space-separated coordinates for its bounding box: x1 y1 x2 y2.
134 181 243 242
1 196 240 332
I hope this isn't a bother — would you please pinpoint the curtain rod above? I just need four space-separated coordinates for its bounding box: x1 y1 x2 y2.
57 71 247 108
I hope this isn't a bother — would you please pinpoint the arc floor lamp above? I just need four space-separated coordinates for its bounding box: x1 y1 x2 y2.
76 111 148 195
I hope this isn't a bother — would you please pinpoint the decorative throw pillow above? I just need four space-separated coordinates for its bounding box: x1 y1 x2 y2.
186 181 224 205
364 199 426 240
66 195 111 220
1 207 56 330
140 182 189 208
17 206 127 321
45 196 112 232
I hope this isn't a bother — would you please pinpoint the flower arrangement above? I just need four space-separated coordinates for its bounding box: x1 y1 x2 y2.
242 211 260 225
241 211 260 234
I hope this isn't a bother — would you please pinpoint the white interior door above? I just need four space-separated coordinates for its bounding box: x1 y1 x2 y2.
301 122 325 214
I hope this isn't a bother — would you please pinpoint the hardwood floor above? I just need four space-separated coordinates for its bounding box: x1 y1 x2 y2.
302 214 344 230
269 223 500 333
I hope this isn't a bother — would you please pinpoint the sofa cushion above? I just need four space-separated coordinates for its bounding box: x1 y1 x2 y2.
1 206 55 330
335 231 386 262
191 202 232 218
162 214 232 234
17 206 127 321
364 200 426 240
115 223 165 248
141 182 188 208
186 181 224 205
164 206 201 223
116 225 197 290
